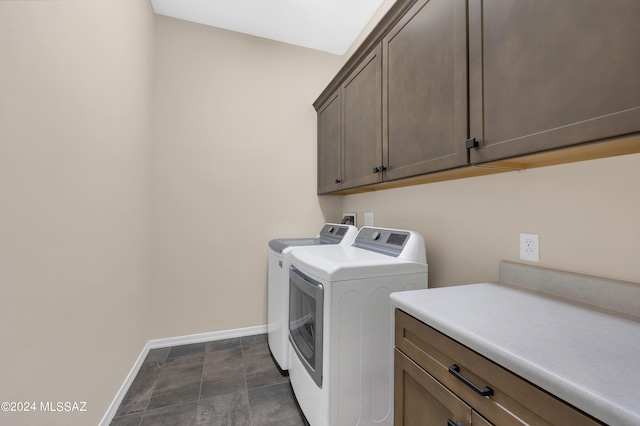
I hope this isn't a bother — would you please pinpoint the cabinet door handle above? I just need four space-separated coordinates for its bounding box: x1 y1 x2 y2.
466 137 479 149
335 179 342 183
448 364 494 397
372 165 387 174
447 420 464 426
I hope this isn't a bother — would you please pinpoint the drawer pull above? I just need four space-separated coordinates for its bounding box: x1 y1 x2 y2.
447 420 464 426
448 364 494 397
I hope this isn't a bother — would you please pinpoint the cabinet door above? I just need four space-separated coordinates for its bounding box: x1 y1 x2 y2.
468 0 640 163
472 411 493 426
383 0 468 180
395 309 602 426
395 349 471 426
342 43 383 189
317 89 342 194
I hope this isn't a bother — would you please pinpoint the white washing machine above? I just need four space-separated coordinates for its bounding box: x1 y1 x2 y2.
288 226 428 426
268 223 358 371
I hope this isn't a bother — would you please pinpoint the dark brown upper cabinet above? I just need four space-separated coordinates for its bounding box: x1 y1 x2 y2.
468 0 640 164
383 0 468 181
315 0 640 194
341 43 383 190
317 89 343 194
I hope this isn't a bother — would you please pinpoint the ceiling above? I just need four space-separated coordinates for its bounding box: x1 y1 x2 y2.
150 0 387 55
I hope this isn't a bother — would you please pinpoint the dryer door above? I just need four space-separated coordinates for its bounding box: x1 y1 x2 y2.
289 266 324 387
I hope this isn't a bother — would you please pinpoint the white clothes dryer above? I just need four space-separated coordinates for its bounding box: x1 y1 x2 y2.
267 223 357 371
288 226 428 426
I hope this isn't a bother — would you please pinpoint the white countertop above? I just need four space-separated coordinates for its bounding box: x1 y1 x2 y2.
390 283 640 426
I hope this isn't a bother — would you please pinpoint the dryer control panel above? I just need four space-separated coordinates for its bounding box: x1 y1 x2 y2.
354 227 410 257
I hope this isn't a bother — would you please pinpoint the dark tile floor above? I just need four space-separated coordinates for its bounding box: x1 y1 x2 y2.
110 334 307 426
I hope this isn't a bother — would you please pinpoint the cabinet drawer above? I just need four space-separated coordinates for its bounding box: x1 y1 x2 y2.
395 309 602 425
395 349 472 426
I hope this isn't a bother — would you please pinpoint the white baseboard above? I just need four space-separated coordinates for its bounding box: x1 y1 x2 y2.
99 324 268 425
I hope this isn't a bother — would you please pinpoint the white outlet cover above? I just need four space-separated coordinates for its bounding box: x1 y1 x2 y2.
364 212 374 227
520 233 540 262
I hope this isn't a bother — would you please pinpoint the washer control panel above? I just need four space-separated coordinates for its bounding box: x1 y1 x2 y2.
318 224 354 244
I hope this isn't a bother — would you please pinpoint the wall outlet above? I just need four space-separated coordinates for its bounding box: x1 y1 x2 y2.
520 233 539 262
364 212 374 227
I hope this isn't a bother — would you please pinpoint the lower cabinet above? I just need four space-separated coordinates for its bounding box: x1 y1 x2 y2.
395 349 491 426
394 309 603 426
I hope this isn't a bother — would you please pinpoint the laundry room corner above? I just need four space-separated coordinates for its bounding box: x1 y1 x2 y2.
148 14 347 340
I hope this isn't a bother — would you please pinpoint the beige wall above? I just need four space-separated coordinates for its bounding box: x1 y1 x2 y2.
345 0 398 58
0 3 345 423
0 0 153 424
342 152 640 287
149 16 344 338
2 0 639 424
339 0 640 287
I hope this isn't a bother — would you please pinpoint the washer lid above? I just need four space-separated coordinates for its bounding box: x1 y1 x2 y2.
268 238 321 254
290 245 428 282
268 223 358 254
